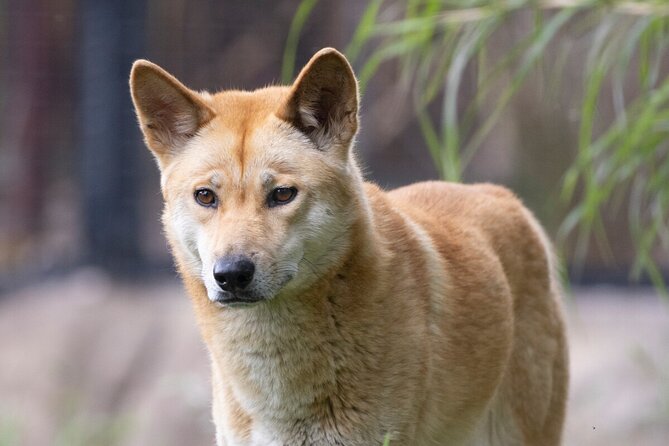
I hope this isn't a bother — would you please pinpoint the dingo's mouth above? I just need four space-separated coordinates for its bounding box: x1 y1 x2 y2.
212 291 265 307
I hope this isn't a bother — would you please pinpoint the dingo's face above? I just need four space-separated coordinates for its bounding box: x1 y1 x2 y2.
131 49 359 306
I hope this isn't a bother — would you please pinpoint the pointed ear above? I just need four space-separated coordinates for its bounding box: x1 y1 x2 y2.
129 60 215 163
277 48 359 150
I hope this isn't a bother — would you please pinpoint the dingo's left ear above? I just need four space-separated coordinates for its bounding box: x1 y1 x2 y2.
278 48 359 151
130 60 215 166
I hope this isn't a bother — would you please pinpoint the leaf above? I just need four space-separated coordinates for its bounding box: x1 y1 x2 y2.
462 6 577 167
345 0 385 64
282 0 319 83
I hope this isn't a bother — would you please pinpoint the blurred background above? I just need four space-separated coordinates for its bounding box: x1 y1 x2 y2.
0 1 668 445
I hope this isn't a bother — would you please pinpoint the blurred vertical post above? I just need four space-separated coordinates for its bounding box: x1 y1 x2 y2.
1 0 51 240
80 0 147 276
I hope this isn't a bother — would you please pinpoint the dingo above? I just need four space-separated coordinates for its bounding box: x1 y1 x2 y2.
130 48 568 445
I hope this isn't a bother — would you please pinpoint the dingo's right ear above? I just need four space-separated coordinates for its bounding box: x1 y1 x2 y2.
129 60 215 165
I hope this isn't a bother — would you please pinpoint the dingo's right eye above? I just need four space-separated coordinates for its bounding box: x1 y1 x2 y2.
195 188 217 207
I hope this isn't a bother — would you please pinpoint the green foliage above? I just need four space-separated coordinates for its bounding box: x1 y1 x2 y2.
53 413 131 446
285 0 669 288
51 395 133 446
0 416 21 446
0 408 131 446
282 0 320 83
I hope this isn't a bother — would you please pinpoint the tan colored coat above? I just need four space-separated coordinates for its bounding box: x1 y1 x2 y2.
130 48 568 446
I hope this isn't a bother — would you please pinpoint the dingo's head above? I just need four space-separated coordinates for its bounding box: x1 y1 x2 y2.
130 48 361 306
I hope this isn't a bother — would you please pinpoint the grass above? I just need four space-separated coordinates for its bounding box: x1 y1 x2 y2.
0 417 20 446
0 408 132 446
285 0 669 290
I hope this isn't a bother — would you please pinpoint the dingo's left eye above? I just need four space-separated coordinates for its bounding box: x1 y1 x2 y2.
195 188 217 207
269 187 297 207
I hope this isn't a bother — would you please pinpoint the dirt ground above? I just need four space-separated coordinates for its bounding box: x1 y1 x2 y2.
1 269 668 445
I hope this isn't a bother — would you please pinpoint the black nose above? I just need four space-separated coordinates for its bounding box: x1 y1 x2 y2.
213 256 255 292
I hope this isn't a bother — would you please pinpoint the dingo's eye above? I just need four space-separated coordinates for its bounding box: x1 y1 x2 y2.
195 188 217 207
269 187 297 207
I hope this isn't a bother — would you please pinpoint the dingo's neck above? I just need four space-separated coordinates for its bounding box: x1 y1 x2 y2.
185 195 388 432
